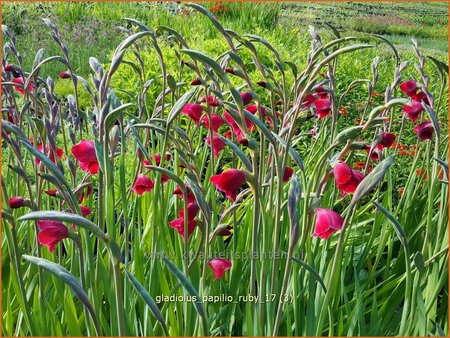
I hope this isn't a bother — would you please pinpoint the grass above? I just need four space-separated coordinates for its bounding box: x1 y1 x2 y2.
1 2 449 337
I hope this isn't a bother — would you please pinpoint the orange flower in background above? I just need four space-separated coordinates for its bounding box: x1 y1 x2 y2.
398 187 405 196
339 108 349 115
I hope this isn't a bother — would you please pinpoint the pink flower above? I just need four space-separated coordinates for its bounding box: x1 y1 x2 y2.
71 140 99 174
314 99 332 118
246 105 273 128
333 162 365 195
315 86 329 99
223 111 251 144
413 121 434 141
208 258 232 279
377 132 396 149
168 219 197 238
182 103 203 125
200 95 220 107
210 169 246 202
8 196 26 209
131 174 155 195
240 91 253 105
400 80 419 97
37 220 69 252
59 71 71 79
302 94 316 109
205 135 226 157
12 77 34 95
402 101 424 122
173 185 196 204
35 144 64 164
80 206 92 217
201 114 224 132
312 208 344 239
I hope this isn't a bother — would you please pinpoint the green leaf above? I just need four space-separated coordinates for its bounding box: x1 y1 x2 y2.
215 134 252 171
125 270 168 335
422 103 440 138
351 155 395 206
181 49 230 85
372 202 408 251
291 256 327 292
167 87 197 125
23 255 101 336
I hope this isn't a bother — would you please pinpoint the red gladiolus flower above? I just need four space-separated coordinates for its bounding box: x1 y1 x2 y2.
37 220 69 252
413 121 434 141
182 103 203 125
131 174 155 195
315 86 329 99
223 111 251 144
210 169 246 202
283 167 294 182
206 135 226 158
208 258 232 280
173 185 196 204
240 91 253 105
201 114 224 132
333 162 365 195
45 189 58 197
402 101 424 122
314 99 332 118
191 78 202 86
142 153 171 167
35 144 64 164
377 132 396 149
411 91 430 105
72 140 99 174
302 94 316 109
80 206 92 217
4 64 14 72
312 208 344 239
12 77 34 95
8 196 26 209
78 184 93 202
400 80 419 97
168 218 197 238
200 95 220 107
177 203 200 221
216 225 233 236
59 71 71 79
246 105 274 128
365 147 381 161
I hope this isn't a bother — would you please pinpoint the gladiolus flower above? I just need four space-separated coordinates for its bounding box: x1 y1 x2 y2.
283 167 294 182
37 220 69 252
182 103 203 125
78 184 93 202
206 135 226 157
400 80 419 97
333 162 365 195
377 132 396 149
413 121 434 141
80 206 92 217
4 64 14 72
315 86 329 99
143 153 171 167
200 95 220 107
223 111 251 144
12 77 34 95
8 196 26 209
71 140 99 174
173 185 196 204
314 99 332 118
131 174 155 195
35 144 64 164
240 91 253 105
216 225 233 236
246 105 274 128
302 94 316 109
168 218 197 238
411 91 429 105
312 208 344 239
210 169 246 202
201 114 224 132
59 71 71 79
191 78 202 86
45 189 58 197
208 258 232 280
402 101 424 122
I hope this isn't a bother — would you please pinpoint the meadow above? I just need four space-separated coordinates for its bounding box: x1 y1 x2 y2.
1 1 449 336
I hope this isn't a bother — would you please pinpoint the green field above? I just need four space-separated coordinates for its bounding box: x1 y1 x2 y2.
2 2 448 337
